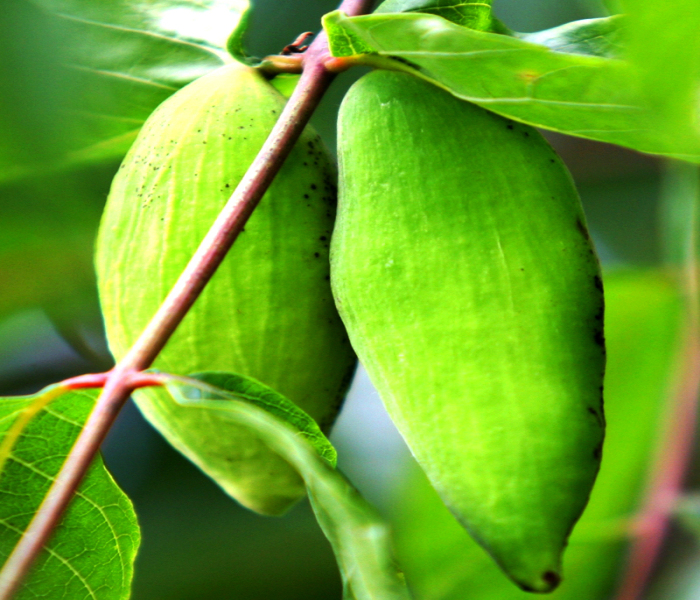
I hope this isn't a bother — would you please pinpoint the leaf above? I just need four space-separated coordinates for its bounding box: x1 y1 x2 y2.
164 373 413 600
518 16 625 59
375 0 497 31
623 0 700 163
322 11 700 161
0 385 140 599
388 268 685 599
184 372 337 467
0 0 250 181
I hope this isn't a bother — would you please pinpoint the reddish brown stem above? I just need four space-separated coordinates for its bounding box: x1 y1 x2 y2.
0 1 374 597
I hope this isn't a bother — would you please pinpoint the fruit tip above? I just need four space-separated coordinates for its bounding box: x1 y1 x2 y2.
516 569 562 594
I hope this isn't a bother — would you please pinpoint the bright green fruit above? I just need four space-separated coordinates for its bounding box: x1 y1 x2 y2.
332 70 605 592
96 63 356 516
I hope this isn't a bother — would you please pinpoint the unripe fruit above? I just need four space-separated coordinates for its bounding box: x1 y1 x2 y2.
96 63 356 516
332 70 605 592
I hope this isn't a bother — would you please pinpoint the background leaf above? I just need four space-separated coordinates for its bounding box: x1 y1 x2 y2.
387 268 684 599
622 0 700 164
518 16 624 58
19 0 251 174
164 373 412 600
323 11 700 160
0 386 140 599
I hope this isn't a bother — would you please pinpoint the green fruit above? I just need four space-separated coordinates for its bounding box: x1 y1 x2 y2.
331 70 605 592
96 62 356 516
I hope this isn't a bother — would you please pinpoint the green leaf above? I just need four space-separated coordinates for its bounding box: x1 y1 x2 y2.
623 0 700 163
0 385 140 599
164 373 413 600
184 372 337 467
375 0 497 31
518 16 624 58
0 0 250 181
389 268 684 599
322 11 700 160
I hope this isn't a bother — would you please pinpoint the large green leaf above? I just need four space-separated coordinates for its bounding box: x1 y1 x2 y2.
322 11 700 160
1 0 249 182
389 269 684 599
164 372 412 600
0 386 140 599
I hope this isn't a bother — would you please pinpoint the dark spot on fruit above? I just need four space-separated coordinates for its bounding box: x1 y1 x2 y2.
324 275 330 281
311 184 317 190
593 274 603 292
575 218 587 237
593 442 603 460
543 571 561 588
594 327 605 347
304 194 309 199
225 183 230 188
320 236 327 241
314 252 320 258
550 158 556 163
271 110 277 114
507 124 514 130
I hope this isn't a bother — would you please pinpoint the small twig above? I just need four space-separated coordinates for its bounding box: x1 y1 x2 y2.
281 32 315 55
258 54 304 77
0 1 375 597
614 166 700 600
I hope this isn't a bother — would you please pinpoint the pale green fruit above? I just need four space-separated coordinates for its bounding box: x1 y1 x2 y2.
96 63 356 516
331 70 605 592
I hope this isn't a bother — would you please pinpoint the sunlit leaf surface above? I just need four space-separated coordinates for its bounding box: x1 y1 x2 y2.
164 372 412 600
0 386 139 599
323 11 700 160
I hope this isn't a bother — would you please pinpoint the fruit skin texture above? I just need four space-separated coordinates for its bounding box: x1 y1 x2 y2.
96 63 356 516
331 70 605 592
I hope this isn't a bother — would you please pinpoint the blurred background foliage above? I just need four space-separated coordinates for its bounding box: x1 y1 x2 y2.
1 0 699 598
